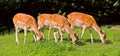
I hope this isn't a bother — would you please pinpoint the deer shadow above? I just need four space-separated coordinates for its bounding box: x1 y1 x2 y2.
84 39 113 44
63 38 86 46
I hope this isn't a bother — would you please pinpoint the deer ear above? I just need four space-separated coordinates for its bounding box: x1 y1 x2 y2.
74 33 78 39
100 30 104 34
74 33 76 36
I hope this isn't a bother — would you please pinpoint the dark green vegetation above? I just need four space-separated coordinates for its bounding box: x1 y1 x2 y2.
0 0 120 34
1 26 120 56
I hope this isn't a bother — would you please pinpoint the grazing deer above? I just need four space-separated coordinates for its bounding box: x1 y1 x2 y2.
38 14 78 45
37 14 52 40
13 13 43 44
67 12 106 43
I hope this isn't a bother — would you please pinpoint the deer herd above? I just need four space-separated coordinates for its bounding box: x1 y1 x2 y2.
13 12 106 45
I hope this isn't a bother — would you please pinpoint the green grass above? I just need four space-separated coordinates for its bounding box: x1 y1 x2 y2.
0 26 120 56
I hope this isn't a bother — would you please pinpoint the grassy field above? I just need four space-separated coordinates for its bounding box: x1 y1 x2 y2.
0 26 120 56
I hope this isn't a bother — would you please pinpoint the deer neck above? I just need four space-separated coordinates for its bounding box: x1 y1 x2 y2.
65 24 77 38
93 23 106 43
67 18 76 28
32 25 43 40
64 24 78 44
92 23 102 35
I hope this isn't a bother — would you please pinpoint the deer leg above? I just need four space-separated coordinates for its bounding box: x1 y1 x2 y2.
33 35 37 43
38 23 44 30
90 29 94 43
81 26 86 39
38 24 44 35
24 27 27 44
53 31 59 43
48 26 52 40
32 32 37 43
40 25 44 34
59 28 63 42
15 27 19 44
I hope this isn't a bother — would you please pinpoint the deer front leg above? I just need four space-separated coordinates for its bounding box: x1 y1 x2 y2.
90 28 94 43
81 26 86 39
38 24 44 33
15 27 19 44
32 31 37 43
33 35 37 42
24 27 27 44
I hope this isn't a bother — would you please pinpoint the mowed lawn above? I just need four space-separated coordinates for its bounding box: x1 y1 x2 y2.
0 26 120 56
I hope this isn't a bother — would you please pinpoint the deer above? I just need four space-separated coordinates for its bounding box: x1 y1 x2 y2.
13 13 43 44
37 14 78 45
67 12 106 43
37 14 52 40
37 14 61 42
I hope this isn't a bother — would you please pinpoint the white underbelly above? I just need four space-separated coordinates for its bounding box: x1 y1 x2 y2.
74 19 84 28
18 25 33 31
18 25 24 29
74 23 83 28
44 20 50 26
54 26 59 29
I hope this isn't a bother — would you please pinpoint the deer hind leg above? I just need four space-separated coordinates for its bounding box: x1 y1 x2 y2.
53 31 59 43
15 26 19 44
59 28 63 42
90 28 94 43
24 27 27 44
48 26 52 40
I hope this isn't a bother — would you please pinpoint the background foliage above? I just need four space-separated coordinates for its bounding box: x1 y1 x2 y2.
0 0 120 34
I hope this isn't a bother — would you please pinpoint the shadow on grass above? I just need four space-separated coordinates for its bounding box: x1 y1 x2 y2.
84 39 113 44
33 38 112 46
105 40 113 44
77 40 86 46
63 38 86 46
